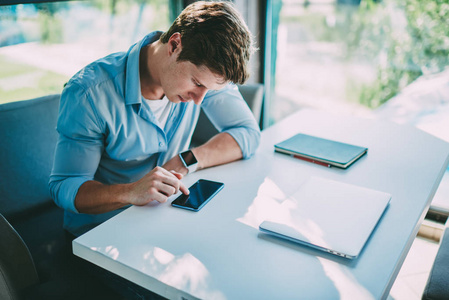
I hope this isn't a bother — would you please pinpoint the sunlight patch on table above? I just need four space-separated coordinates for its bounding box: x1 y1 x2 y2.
90 245 120 260
237 177 374 299
318 257 375 300
140 247 226 300
236 177 288 229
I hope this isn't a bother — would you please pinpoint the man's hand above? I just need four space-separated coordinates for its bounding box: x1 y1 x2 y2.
127 167 189 206
76 133 241 215
75 166 189 214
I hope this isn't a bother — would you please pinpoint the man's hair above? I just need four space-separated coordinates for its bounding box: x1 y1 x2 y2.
159 1 255 85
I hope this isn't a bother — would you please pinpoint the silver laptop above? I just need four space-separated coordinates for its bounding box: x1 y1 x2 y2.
259 177 391 259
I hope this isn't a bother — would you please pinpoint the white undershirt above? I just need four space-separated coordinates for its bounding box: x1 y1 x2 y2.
145 96 172 129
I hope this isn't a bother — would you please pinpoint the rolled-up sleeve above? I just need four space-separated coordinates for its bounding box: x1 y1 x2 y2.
49 81 104 213
202 84 261 159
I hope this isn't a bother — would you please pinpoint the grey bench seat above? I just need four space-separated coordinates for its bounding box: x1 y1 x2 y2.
422 223 449 300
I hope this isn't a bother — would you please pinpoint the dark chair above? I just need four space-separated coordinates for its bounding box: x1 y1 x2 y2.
0 213 39 300
422 224 449 300
191 83 264 147
0 95 120 299
0 95 64 284
0 95 60 221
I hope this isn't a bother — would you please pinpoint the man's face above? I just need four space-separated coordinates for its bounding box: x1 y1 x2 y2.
161 41 227 105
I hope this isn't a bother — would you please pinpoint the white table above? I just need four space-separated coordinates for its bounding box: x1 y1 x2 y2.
73 109 449 300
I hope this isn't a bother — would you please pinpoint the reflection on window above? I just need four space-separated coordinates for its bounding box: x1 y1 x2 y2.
0 0 169 104
271 0 449 123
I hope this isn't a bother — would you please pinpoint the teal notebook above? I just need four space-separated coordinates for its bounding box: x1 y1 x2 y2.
274 133 368 169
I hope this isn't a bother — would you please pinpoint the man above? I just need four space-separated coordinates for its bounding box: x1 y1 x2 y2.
49 1 260 237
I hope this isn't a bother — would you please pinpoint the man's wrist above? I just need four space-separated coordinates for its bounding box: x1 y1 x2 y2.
179 150 198 174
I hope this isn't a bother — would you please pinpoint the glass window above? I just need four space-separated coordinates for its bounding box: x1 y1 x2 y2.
270 0 449 123
0 0 169 104
269 0 449 211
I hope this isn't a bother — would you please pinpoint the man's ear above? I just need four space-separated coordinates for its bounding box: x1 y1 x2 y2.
168 32 182 56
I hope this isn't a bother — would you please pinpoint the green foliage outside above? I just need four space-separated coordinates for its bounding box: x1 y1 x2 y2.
0 0 170 104
0 55 68 104
34 2 66 43
33 0 169 44
347 0 449 108
278 0 449 109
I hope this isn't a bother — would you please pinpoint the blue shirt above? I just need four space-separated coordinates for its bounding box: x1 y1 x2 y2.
49 32 260 236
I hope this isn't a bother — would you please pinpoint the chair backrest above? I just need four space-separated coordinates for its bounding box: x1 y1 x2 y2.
191 83 264 147
0 95 60 221
238 83 264 122
422 225 449 300
0 213 39 300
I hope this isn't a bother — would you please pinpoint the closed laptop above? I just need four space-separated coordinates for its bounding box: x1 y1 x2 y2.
259 177 391 259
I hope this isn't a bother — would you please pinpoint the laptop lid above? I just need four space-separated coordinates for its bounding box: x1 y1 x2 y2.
259 177 391 259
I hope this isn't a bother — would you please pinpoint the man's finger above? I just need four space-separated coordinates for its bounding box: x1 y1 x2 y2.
170 170 183 180
169 170 190 195
179 181 190 195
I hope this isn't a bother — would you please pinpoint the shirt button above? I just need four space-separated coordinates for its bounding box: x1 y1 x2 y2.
159 142 164 147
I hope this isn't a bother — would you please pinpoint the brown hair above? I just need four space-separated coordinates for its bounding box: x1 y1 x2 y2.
159 1 255 84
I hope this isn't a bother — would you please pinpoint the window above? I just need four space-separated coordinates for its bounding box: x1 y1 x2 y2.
267 0 449 212
0 0 169 104
269 0 449 123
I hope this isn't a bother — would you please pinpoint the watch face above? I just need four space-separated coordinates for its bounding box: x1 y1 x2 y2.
181 150 197 166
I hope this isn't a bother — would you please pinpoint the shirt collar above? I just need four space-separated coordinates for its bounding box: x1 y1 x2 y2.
125 31 163 106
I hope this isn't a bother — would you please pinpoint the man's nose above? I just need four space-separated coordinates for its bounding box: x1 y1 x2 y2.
190 87 208 105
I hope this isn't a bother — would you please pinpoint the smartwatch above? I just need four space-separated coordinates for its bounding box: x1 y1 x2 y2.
179 150 198 174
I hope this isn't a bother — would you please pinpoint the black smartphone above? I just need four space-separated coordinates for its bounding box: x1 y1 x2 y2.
171 179 224 211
